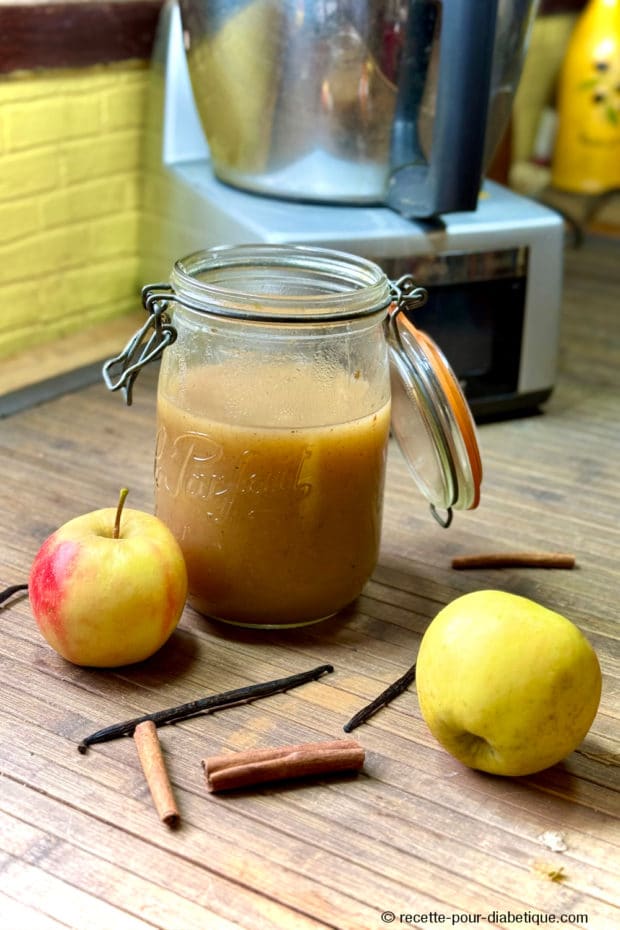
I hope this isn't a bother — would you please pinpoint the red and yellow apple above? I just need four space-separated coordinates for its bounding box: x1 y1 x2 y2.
29 490 188 667
416 589 602 776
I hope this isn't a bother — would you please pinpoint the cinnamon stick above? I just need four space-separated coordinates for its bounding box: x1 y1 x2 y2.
133 720 179 826
451 552 576 570
202 739 365 793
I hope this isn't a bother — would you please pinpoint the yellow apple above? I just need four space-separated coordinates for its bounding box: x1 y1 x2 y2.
416 590 602 776
29 490 188 667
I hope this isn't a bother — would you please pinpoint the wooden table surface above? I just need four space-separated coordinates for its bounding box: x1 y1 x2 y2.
0 238 618 930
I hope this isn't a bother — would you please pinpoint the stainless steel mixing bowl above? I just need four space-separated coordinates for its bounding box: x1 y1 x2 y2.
179 0 538 216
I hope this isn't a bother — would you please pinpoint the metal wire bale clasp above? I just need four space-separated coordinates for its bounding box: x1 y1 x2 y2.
102 284 178 405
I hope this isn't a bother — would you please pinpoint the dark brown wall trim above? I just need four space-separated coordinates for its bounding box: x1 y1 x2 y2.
0 2 164 74
0 1 587 77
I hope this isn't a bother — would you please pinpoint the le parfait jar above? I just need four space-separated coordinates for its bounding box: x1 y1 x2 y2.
104 244 482 629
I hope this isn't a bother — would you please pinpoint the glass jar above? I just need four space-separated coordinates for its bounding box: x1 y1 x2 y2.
104 243 481 629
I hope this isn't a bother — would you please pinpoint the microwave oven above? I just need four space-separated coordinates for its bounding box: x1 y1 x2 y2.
141 0 564 421
143 169 564 421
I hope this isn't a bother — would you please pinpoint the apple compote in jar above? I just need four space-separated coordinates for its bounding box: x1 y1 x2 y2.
104 245 483 629
152 245 393 628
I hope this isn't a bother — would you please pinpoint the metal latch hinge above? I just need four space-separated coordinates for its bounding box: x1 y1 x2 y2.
388 274 428 337
102 284 178 405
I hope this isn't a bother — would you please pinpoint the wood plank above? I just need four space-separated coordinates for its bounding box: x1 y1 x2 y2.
0 780 334 930
0 890 71 930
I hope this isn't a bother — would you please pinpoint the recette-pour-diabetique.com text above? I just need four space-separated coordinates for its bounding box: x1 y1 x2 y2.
380 910 589 925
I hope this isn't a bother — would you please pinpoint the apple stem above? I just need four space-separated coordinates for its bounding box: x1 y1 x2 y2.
113 488 129 539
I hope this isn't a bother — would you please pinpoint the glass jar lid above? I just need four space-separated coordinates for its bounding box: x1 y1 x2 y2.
387 280 482 527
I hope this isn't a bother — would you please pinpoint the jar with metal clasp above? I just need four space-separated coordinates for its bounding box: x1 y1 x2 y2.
103 244 482 629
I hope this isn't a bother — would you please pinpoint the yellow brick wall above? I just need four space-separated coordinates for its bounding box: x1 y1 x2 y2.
0 61 149 361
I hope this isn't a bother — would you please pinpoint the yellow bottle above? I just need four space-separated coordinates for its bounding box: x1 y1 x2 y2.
551 0 620 193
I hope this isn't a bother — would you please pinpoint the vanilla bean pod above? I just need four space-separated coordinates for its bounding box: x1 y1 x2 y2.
343 661 416 733
0 584 28 605
78 663 334 753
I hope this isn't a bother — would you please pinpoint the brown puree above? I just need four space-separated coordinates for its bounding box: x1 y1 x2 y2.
155 363 391 626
